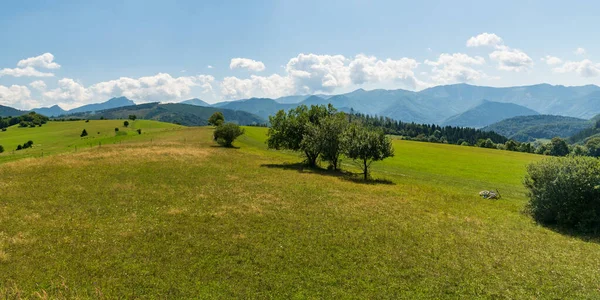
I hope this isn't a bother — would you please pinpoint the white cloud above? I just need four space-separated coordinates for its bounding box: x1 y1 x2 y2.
285 53 351 93
424 53 486 84
17 53 61 69
553 59 600 77
541 55 563 66
230 58 266 72
0 85 40 109
574 47 586 55
221 74 294 99
489 48 533 72
466 33 504 48
0 66 54 77
29 80 47 91
207 65 214 69
349 54 424 89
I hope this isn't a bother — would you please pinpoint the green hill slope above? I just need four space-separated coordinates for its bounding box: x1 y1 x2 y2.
0 119 181 163
482 115 590 142
67 102 266 126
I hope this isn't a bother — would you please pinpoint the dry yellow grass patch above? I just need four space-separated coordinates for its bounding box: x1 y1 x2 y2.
166 207 188 215
0 143 213 171
0 250 8 263
23 213 41 222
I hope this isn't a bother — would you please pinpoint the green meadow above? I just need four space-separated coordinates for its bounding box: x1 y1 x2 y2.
0 120 181 163
1 124 600 298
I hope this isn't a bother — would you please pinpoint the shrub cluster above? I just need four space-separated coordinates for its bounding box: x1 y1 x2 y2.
524 156 600 233
0 112 49 129
16 140 34 151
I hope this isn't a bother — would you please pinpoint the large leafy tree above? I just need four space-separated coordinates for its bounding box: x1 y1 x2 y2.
267 105 330 167
342 122 394 180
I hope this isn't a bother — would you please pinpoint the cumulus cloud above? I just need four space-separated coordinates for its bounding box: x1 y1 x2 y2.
489 48 533 72
541 55 563 66
424 53 486 84
230 58 266 72
553 59 600 77
41 73 215 109
466 33 504 48
349 54 423 88
574 47 586 55
467 33 533 72
29 80 47 91
221 74 294 99
17 53 61 69
0 66 54 77
0 52 60 78
0 85 39 109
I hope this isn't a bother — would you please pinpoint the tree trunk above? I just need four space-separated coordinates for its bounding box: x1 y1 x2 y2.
363 158 368 180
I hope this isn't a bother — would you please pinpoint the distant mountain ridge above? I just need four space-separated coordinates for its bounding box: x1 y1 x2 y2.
442 100 539 128
33 97 136 117
65 102 265 126
7 82 600 129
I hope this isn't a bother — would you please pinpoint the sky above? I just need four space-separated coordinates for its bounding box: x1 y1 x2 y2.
1 0 600 110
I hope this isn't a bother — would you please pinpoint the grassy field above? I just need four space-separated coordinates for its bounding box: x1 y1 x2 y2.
1 125 600 298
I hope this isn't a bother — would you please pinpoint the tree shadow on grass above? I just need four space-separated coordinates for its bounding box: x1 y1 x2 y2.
535 221 600 244
260 162 395 185
210 145 240 149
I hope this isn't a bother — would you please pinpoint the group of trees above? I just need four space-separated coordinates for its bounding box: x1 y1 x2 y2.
268 105 394 180
0 112 49 130
209 112 245 147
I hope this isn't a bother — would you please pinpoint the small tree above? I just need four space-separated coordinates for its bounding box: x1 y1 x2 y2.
214 123 244 147
80 129 88 137
208 112 225 126
129 115 137 121
342 123 394 180
124 121 129 128
586 137 600 157
0 145 4 153
115 127 119 132
549 137 569 157
137 129 142 135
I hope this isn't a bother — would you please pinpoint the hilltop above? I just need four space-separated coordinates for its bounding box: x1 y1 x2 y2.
482 115 590 142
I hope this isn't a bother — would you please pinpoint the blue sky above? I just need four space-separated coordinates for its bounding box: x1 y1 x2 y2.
1 0 599 109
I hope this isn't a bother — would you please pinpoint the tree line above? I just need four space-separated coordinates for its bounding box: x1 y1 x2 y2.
349 111 508 145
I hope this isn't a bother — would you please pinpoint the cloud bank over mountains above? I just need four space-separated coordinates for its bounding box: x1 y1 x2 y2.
1 33 599 109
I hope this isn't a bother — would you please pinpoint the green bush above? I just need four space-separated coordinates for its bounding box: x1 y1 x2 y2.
524 156 600 233
81 129 88 137
0 145 4 153
214 122 244 147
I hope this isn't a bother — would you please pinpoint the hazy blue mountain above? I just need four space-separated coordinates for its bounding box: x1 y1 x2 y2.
442 100 539 128
482 115 590 142
69 97 136 114
0 105 29 117
274 95 312 104
217 98 295 119
33 105 67 117
66 102 265 126
180 98 211 107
